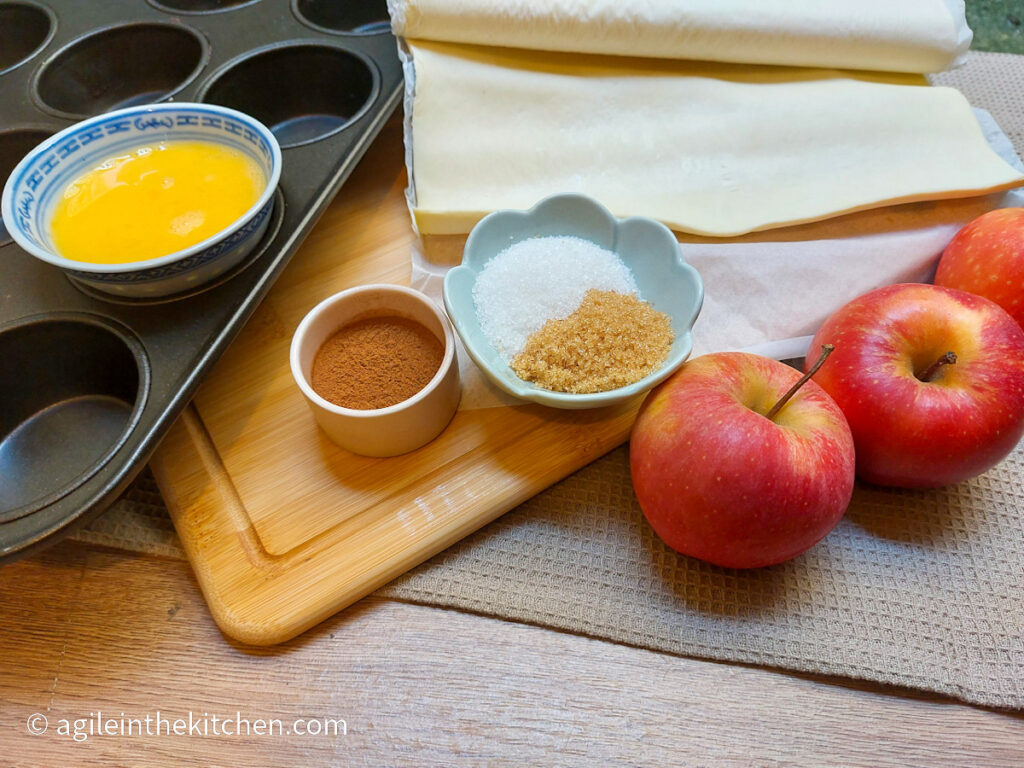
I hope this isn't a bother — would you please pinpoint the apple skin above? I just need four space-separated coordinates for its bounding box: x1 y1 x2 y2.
630 352 855 569
935 208 1024 329
808 283 1024 488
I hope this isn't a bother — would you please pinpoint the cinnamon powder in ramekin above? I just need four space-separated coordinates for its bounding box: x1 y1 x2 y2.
311 315 444 410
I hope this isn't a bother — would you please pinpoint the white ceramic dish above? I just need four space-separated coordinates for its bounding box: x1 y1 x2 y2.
290 284 461 457
1 102 281 298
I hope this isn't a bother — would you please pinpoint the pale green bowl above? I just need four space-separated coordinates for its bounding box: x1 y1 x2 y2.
442 194 704 409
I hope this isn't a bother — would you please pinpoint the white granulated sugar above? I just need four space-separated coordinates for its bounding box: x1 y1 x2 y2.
472 235 638 362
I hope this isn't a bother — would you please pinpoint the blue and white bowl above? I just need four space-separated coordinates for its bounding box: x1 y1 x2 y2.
1 102 281 298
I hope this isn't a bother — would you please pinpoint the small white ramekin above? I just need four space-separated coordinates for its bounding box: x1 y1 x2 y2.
290 284 461 457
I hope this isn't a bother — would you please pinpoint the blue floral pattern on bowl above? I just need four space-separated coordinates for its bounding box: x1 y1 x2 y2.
1 102 281 298
443 194 705 410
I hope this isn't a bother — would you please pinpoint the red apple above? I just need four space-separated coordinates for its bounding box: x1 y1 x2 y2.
935 208 1024 329
630 351 855 569
808 283 1024 488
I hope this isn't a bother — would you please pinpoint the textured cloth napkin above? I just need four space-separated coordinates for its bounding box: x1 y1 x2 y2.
74 52 1024 710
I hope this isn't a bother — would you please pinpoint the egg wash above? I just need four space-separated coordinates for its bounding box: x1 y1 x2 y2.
50 140 265 265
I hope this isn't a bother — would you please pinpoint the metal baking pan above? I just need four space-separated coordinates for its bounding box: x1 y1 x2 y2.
0 0 402 560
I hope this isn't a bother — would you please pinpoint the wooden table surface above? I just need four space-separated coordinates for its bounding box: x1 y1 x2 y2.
3 540 1023 766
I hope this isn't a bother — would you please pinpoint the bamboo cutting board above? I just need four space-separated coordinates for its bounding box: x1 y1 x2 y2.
150 117 641 645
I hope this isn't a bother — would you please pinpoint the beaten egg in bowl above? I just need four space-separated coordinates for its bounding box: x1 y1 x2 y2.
51 140 265 265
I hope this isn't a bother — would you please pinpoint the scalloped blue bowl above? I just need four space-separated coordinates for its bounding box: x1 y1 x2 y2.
443 194 704 409
1 102 281 298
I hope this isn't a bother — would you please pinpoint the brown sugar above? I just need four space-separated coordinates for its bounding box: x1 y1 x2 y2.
311 315 444 410
511 289 673 394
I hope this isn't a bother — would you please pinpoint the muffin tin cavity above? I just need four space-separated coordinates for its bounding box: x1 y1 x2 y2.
0 316 148 523
0 2 55 75
150 0 258 14
200 44 377 147
35 23 207 117
293 0 390 35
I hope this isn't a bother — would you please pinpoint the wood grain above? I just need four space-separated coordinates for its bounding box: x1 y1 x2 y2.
2 542 1023 767
150 116 645 644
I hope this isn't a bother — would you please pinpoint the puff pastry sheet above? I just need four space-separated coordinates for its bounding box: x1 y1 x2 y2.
408 43 1024 237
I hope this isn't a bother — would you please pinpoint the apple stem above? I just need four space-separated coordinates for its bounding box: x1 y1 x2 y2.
918 351 958 382
765 344 835 422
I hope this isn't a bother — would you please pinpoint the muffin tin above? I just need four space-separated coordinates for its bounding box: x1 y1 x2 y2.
0 0 402 560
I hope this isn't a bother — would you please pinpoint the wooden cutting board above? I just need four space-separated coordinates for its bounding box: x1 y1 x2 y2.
150 117 640 645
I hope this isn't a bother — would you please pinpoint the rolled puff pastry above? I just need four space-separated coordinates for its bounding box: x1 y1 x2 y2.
390 0 971 74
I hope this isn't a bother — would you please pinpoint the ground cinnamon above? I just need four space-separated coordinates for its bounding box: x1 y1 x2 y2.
311 314 444 410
